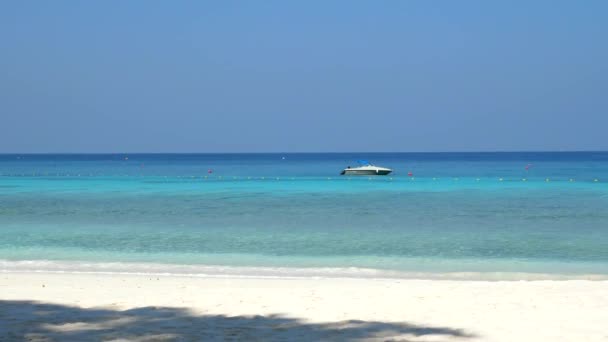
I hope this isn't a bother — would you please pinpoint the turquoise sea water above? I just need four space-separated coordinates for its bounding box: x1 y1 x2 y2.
1 153 608 279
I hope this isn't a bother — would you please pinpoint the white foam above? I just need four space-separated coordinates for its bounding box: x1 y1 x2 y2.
1 259 607 281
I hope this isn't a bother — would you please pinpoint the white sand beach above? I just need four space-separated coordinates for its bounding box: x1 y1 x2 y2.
1 272 607 341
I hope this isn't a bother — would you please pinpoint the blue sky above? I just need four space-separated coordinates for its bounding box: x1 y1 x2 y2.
1 1 606 152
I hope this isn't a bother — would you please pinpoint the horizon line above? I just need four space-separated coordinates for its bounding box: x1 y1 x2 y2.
1 150 608 155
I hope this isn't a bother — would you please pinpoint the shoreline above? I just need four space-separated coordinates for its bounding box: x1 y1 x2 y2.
3 259 608 281
2 272 608 341
4 269 608 282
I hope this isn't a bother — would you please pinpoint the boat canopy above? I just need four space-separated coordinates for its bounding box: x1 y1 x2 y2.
356 159 372 166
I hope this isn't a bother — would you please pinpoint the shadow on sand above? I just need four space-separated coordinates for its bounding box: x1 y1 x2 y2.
0 300 475 341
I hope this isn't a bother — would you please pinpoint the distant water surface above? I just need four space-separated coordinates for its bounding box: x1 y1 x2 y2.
1 153 607 279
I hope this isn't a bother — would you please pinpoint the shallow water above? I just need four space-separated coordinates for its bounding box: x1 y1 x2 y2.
1 153 607 278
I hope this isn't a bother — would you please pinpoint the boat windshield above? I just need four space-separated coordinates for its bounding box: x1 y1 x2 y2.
356 160 373 166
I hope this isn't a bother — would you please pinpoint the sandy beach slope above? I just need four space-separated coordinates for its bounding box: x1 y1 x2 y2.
1 272 607 341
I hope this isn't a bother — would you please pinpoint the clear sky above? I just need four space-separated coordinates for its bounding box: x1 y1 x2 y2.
1 1 606 153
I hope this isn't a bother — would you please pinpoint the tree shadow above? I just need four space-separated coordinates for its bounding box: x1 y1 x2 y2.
0 300 476 341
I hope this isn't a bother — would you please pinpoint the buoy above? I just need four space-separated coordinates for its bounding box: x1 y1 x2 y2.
407 171 413 177
208 169 213 174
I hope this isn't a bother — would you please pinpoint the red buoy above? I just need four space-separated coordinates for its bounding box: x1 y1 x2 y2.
407 171 413 177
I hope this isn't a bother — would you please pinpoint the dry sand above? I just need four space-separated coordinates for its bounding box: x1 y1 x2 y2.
1 272 607 341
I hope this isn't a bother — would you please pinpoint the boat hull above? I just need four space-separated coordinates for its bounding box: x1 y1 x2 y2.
341 169 392 176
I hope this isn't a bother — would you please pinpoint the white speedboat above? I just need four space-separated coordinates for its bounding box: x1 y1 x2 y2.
340 160 392 175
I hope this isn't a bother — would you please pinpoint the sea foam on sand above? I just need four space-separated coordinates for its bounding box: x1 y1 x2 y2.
1 272 607 341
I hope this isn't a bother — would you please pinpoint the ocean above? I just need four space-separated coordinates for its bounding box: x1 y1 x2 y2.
1 152 607 279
